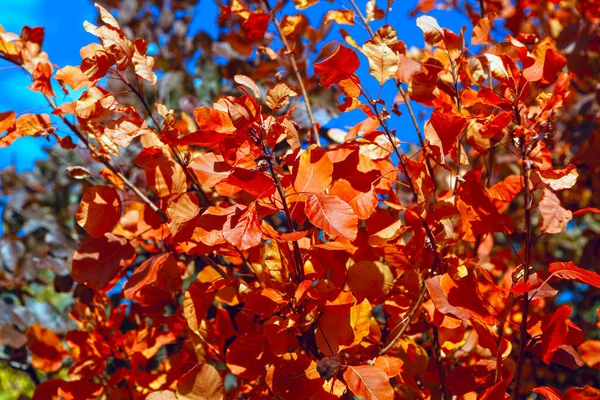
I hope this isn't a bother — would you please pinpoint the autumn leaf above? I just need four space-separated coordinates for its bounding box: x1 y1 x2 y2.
532 386 565 400
540 305 572 364
0 113 53 147
266 353 324 400
123 253 182 301
71 233 136 290
539 188 573 234
314 46 360 88
362 25 400 84
223 202 263 250
343 365 394 400
416 15 444 46
176 363 224 400
324 10 355 25
373 356 404 378
472 17 492 45
549 261 600 288
26 324 66 373
293 145 333 194
266 83 297 110
305 193 358 240
76 186 121 237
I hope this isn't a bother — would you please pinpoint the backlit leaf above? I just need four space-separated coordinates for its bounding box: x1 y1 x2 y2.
71 233 136 290
176 363 224 400
305 193 358 240
314 46 360 88
549 261 600 288
343 365 394 400
76 186 121 237
539 188 572 234
293 145 333 194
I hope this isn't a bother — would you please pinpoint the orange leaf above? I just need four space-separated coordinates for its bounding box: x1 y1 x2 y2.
55 65 95 90
193 107 236 135
573 207 600 216
226 333 270 379
136 149 187 198
0 111 16 135
223 202 262 250
416 15 444 46
373 356 404 378
577 340 600 369
0 113 53 147
293 145 333 194
26 324 65 373
472 17 492 45
330 178 378 220
167 192 201 239
343 365 394 400
305 193 358 240
76 186 121 237
346 260 393 302
395 54 421 82
176 363 224 400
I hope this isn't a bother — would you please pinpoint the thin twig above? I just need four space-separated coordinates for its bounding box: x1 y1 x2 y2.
395 81 437 192
380 283 427 354
512 105 532 400
263 0 321 146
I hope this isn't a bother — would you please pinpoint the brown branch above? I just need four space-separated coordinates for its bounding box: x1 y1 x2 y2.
266 154 304 280
348 0 375 37
380 283 427 354
512 105 532 400
263 1 321 146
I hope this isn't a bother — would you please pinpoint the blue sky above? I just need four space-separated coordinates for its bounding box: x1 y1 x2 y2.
0 0 468 171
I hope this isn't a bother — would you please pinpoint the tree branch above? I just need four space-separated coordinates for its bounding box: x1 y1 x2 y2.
263 0 321 146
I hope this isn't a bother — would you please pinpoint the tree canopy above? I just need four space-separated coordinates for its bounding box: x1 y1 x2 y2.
0 0 599 399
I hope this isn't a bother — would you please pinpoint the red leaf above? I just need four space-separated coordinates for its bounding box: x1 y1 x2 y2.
266 353 324 400
76 186 121 237
226 333 271 380
343 365 394 400
549 261 600 288
314 46 360 88
241 11 270 41
305 193 358 241
573 207 600 216
223 202 263 250
532 387 565 400
540 305 571 364
123 253 182 301
71 233 136 290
